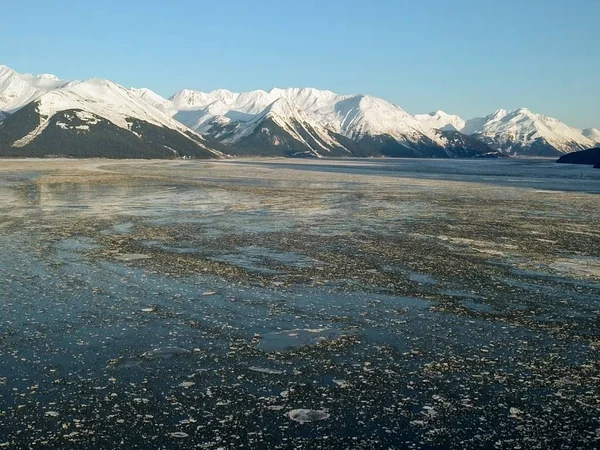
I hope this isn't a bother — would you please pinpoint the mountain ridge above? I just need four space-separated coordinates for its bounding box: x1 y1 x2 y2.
134 86 597 156
0 67 223 159
1 64 597 159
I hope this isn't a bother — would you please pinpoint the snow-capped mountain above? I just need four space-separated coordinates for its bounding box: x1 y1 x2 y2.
0 66 222 159
138 86 597 158
201 97 356 157
134 87 497 158
164 85 432 143
463 108 595 156
411 106 597 156
128 87 174 115
1 63 597 159
0 65 68 116
414 110 466 132
582 128 600 144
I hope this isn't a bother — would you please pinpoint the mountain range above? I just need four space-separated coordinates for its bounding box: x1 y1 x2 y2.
1 64 598 159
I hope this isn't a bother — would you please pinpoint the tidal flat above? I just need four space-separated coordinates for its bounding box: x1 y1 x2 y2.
0 158 599 449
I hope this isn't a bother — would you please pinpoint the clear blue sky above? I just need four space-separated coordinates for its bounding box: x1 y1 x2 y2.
1 0 598 128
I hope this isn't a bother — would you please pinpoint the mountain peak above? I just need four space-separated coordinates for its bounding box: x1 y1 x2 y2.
467 107 594 155
509 107 538 119
208 88 234 100
583 127 600 143
414 110 466 133
171 88 196 98
0 64 16 75
81 77 116 86
515 107 531 114
170 88 199 100
0 64 65 113
37 73 60 81
489 109 508 120
169 89 212 109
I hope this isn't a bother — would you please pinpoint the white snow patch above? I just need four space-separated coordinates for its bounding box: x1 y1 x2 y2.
12 118 51 147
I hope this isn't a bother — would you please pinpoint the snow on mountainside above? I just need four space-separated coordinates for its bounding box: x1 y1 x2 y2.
220 97 331 143
461 111 506 136
414 111 466 132
0 66 222 159
206 97 354 157
166 87 440 140
31 78 202 135
583 128 600 144
329 94 440 142
129 87 173 115
129 84 598 158
0 65 68 115
146 87 453 156
1 63 597 159
464 108 595 156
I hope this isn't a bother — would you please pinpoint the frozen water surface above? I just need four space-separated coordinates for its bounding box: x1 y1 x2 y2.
257 328 357 352
0 158 599 449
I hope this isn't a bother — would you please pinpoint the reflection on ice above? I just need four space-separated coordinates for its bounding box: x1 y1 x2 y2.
114 253 152 261
257 328 356 352
142 346 192 359
286 409 330 423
